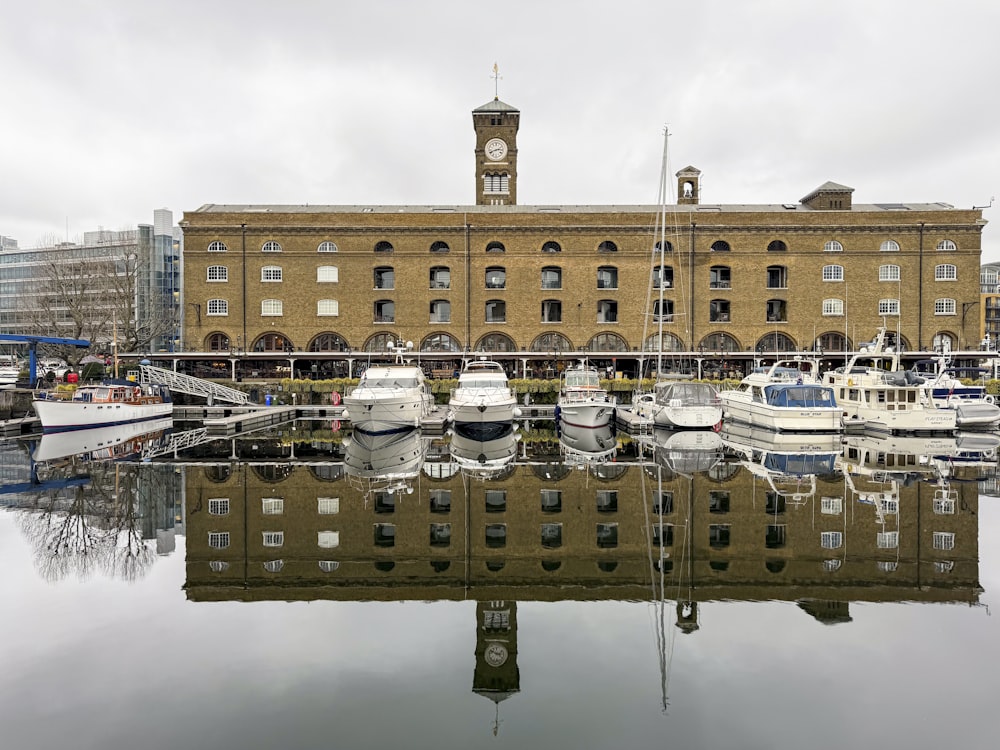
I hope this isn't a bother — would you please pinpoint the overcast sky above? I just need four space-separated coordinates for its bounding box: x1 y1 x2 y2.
2 0 998 259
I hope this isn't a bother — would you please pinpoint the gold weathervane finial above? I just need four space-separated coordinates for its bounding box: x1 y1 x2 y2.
491 62 502 100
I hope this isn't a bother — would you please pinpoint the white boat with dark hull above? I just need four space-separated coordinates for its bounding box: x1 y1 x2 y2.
556 363 615 429
719 359 842 432
344 427 428 497
448 360 518 431
822 328 956 434
450 421 518 479
32 380 173 432
342 364 433 435
558 421 619 465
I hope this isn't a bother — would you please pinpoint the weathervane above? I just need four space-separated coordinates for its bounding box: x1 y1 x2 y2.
491 62 502 100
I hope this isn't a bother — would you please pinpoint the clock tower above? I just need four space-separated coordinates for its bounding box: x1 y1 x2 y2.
473 97 519 205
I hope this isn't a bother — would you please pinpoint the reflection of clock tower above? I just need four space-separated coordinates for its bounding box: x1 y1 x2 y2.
472 600 520 723
473 98 520 205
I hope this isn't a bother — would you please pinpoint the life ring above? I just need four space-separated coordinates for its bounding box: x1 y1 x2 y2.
331 391 342 406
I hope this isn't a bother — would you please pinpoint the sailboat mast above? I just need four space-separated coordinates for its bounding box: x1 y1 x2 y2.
656 128 669 379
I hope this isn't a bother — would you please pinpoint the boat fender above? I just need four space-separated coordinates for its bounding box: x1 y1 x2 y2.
986 395 995 405
478 404 487 413
847 378 854 386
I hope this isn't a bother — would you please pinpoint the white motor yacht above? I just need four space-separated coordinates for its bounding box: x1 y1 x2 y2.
556 362 615 429
448 360 518 430
719 358 842 432
342 364 433 435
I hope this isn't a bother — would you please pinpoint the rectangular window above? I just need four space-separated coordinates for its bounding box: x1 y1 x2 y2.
486 300 506 323
262 497 284 515
317 531 340 549
208 532 230 549
261 266 282 282
208 498 230 515
935 298 956 315
207 266 228 282
822 299 844 316
932 532 955 550
541 300 562 323
878 299 900 316
317 299 339 316
261 299 283 316
598 300 618 323
430 523 451 547
540 489 562 513
879 264 900 281
822 265 844 282
933 497 955 514
820 496 843 515
317 497 340 514
935 264 957 281
876 531 898 549
821 531 843 549
262 531 284 547
541 268 562 289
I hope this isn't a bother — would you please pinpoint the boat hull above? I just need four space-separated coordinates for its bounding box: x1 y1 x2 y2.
32 399 173 432
719 392 842 432
557 399 614 429
343 391 431 434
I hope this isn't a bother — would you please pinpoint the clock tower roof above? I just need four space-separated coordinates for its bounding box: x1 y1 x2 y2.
473 98 520 114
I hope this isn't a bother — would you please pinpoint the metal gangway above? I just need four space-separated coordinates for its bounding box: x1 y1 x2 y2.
139 365 249 405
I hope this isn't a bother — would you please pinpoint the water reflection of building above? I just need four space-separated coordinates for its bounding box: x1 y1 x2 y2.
473 600 520 734
183 444 983 607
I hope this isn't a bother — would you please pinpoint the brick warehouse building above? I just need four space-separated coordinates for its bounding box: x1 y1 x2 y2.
178 97 987 380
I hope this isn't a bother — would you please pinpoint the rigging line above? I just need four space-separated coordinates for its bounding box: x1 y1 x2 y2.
640 448 669 712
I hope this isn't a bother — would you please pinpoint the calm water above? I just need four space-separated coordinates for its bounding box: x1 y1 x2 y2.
1 421 998 750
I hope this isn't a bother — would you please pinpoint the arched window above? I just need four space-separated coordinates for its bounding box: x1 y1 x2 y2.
261 240 282 253
430 240 450 253
878 299 900 316
374 240 394 254
309 333 349 351
822 299 844 316
699 332 740 352
317 299 339 316
880 240 900 252
207 241 228 253
767 240 787 252
824 240 843 252
207 299 228 316
476 333 516 351
317 241 338 253
598 240 618 253
364 333 397 352
421 333 461 351
936 239 957 251
710 240 730 252
486 240 505 253
816 332 849 352
932 332 956 352
588 332 627 351
655 239 674 253
822 265 844 281
879 264 900 281
253 333 292 352
530 332 572 352
643 332 685 352
207 265 228 282
934 298 957 315
207 333 230 351
542 240 562 253
935 264 957 281
756 333 796 352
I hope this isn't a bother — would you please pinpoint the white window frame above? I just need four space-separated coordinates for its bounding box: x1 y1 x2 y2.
262 497 284 515
822 264 844 282
823 240 843 252
823 559 842 572
936 239 957 251
317 299 339 317
207 265 228 282
261 265 282 282
430 299 451 323
878 299 900 316
319 560 340 572
261 298 283 317
262 531 284 547
263 559 284 572
317 241 338 253
876 531 898 549
207 299 228 316
317 531 340 549
932 531 955 550
209 561 229 572
261 240 282 253
207 241 228 252
317 265 339 283
933 497 955 514
935 298 956 315
208 532 230 549
820 496 842 515
880 240 900 252
318 497 340 514
821 531 843 549
208 498 230 515
935 264 957 281
822 299 844 316
879 264 900 282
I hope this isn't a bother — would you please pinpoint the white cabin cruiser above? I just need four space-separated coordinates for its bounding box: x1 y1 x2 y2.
719 358 842 432
556 363 615 429
342 364 433 435
448 360 518 430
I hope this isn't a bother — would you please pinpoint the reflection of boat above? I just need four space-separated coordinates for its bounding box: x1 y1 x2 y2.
344 427 428 495
557 362 615 428
450 421 518 479
634 381 722 430
448 360 518 430
343 363 433 435
32 380 173 432
822 328 956 433
647 428 723 475
559 421 618 465
719 358 841 432
31 418 174 463
840 431 1000 481
0 355 20 387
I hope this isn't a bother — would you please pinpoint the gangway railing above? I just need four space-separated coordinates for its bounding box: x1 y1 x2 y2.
139 365 249 405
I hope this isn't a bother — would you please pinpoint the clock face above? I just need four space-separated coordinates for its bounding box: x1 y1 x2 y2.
485 642 509 667
485 138 508 161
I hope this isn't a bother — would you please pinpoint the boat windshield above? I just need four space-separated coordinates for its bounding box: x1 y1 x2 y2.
565 371 600 388
459 378 507 389
764 385 836 408
657 382 718 405
361 377 420 389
